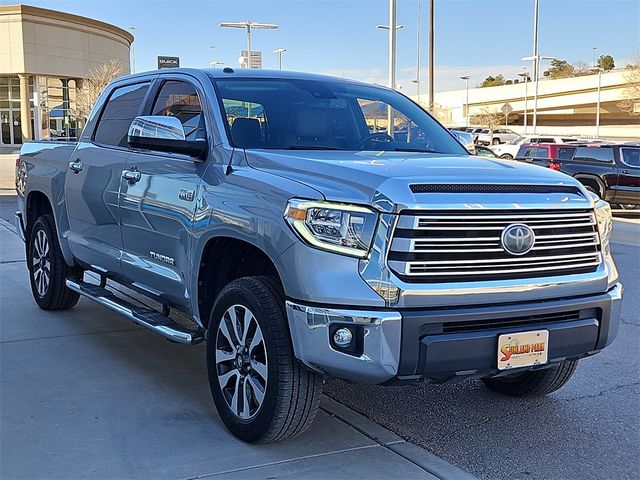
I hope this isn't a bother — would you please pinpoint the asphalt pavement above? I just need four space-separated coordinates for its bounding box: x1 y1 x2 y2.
326 223 640 480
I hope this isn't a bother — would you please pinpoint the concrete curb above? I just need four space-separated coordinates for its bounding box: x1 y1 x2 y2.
321 397 477 480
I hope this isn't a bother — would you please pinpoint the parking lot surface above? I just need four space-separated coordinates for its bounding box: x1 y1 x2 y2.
326 228 640 480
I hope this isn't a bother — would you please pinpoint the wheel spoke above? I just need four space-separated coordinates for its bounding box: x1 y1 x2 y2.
218 318 237 349
216 348 235 365
251 359 268 382
249 327 263 354
43 271 49 291
32 256 40 267
241 309 253 346
44 260 50 272
228 307 242 346
218 368 239 390
240 376 250 418
229 372 241 416
42 238 49 256
247 375 265 406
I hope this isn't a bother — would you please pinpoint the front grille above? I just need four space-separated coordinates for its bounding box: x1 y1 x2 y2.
388 209 602 283
409 184 582 195
441 310 581 334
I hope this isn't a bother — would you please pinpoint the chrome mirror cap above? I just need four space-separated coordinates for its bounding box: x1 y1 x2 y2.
128 116 186 141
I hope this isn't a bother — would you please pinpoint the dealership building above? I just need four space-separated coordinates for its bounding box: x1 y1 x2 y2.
0 4 131 146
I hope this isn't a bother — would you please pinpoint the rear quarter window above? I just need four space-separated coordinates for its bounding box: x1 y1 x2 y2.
573 147 614 162
557 147 576 160
621 148 640 167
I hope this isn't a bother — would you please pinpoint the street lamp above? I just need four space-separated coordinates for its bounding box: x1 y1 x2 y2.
592 46 598 67
412 0 422 102
209 46 223 68
459 75 470 126
219 21 279 69
522 54 556 134
273 48 287 70
377 0 402 136
591 66 603 138
128 26 137 74
517 68 529 134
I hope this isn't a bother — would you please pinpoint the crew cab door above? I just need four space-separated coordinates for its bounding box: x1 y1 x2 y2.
119 78 208 308
615 147 640 205
65 81 151 275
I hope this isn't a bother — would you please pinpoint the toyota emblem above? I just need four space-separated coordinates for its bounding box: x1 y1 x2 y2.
501 224 535 255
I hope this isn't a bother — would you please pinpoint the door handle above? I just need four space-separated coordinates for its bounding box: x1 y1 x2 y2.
122 168 141 184
68 160 84 173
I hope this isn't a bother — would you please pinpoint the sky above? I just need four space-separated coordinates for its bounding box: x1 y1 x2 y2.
5 0 639 93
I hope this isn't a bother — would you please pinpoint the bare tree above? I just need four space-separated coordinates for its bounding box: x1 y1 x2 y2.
619 54 640 116
74 59 124 120
470 107 501 142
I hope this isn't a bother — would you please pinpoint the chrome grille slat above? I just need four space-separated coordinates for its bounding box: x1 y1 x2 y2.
389 209 602 283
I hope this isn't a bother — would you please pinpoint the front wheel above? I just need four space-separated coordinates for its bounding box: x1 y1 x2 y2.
482 360 578 397
500 154 514 160
492 138 501 145
207 276 323 443
28 214 82 310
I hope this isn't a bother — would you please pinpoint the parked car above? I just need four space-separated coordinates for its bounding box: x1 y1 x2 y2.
476 128 519 145
516 142 640 208
449 128 475 153
491 135 579 159
15 68 622 443
474 145 499 158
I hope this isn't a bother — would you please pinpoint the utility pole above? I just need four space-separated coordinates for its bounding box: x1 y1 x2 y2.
412 0 421 102
428 0 434 112
531 0 539 80
273 48 286 70
219 21 279 68
518 69 529 134
128 26 137 74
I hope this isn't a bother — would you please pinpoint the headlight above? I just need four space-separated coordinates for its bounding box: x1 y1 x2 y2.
595 199 612 244
285 199 378 258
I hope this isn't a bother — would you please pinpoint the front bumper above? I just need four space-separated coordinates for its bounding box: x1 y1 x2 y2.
286 282 623 384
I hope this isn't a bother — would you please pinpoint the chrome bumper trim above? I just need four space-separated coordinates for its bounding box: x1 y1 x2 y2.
285 301 401 384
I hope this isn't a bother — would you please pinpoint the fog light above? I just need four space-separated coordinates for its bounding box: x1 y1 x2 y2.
333 328 353 347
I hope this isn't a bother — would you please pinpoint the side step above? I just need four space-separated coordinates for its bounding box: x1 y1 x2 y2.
66 279 204 345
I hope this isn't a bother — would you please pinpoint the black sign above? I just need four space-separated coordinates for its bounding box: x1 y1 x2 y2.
157 56 180 69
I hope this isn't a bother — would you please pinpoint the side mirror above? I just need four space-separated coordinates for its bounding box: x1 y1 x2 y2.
127 116 207 159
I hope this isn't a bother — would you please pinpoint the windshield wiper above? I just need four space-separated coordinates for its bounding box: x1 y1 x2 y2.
286 145 345 150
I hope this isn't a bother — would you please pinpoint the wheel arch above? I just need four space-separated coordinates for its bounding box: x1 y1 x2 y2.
574 174 606 198
196 235 286 328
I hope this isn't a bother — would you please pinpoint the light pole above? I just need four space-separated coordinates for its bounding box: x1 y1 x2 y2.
209 46 223 68
273 48 286 70
531 0 539 80
412 0 422 102
518 68 529 134
428 0 434 112
128 26 137 74
591 66 603 138
377 0 402 136
522 54 556 134
459 75 470 126
592 46 598 67
219 21 279 69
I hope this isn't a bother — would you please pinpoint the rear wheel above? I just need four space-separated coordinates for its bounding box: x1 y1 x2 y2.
207 276 323 443
28 215 82 310
482 360 578 397
500 154 513 160
492 138 501 145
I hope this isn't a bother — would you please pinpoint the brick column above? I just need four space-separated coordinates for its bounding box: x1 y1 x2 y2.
18 74 33 141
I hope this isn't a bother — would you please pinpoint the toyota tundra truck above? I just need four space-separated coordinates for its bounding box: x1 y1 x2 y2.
15 68 622 443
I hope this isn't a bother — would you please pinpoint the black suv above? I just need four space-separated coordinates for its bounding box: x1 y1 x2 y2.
517 143 640 208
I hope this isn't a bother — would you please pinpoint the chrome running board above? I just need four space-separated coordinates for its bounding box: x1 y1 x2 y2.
65 279 204 345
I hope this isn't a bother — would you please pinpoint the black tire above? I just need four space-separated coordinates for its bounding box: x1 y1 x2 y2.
481 360 578 397
27 214 82 310
207 276 323 443
492 138 501 145
581 182 603 199
500 154 514 160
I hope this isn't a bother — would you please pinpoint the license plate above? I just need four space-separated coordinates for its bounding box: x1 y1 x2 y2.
497 330 549 370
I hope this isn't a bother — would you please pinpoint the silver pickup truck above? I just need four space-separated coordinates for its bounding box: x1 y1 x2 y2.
15 68 622 443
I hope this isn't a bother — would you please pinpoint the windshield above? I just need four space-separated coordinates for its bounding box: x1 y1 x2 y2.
508 135 525 145
212 77 467 154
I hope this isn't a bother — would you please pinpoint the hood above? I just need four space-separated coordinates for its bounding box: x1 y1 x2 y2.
245 150 591 212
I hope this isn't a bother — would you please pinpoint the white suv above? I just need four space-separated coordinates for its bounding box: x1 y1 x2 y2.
476 128 520 145
490 135 578 159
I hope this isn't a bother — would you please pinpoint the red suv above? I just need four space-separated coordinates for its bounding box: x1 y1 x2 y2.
515 143 578 170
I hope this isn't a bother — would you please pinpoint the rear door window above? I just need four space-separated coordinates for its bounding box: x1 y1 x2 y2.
620 148 640 167
573 147 614 162
94 82 151 147
524 146 549 159
557 147 576 160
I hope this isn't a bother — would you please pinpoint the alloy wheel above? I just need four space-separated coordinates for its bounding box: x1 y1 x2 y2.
215 304 268 419
32 229 51 297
